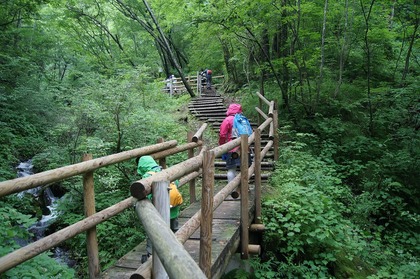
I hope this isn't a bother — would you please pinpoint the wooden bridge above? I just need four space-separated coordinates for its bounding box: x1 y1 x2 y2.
0 90 278 279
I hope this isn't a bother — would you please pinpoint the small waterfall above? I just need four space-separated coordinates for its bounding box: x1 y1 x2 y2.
16 160 74 267
17 160 58 238
28 187 59 239
17 160 40 197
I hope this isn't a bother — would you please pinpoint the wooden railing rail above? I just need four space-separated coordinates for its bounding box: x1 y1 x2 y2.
134 183 207 279
256 92 279 160
162 74 225 95
0 196 135 273
192 123 208 142
132 108 276 278
0 132 206 275
0 141 178 198
0 92 278 278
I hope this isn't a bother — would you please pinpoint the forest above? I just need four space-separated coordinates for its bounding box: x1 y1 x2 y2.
0 0 418 278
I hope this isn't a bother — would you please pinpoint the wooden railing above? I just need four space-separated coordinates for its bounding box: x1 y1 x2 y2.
0 92 277 279
162 72 225 96
0 138 204 277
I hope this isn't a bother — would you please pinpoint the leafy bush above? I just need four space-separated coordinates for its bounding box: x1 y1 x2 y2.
0 200 75 278
260 137 368 277
259 127 419 278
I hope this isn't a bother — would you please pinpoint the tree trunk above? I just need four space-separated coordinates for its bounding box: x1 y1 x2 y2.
281 0 291 111
360 0 376 135
245 27 289 110
290 0 316 116
316 0 328 107
141 0 195 97
334 0 349 98
220 37 238 86
402 14 419 82
113 0 195 97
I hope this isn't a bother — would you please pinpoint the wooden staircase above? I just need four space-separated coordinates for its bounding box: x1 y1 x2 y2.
188 91 276 180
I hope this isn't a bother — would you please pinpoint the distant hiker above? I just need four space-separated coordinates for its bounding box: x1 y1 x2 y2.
219 103 250 183
200 69 207 88
205 69 212 89
136 155 183 263
165 74 177 94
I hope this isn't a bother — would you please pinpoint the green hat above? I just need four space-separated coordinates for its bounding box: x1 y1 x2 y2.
137 156 161 178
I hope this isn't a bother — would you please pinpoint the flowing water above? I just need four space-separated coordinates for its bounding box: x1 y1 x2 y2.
16 160 75 267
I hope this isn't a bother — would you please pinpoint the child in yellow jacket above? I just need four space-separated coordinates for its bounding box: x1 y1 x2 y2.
136 156 183 263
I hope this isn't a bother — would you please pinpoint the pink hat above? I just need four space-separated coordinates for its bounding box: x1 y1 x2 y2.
226 103 242 116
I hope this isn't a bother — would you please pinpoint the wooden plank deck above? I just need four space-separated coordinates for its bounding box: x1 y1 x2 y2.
99 189 255 279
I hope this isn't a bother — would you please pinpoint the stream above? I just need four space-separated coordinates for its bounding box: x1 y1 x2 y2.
16 160 75 267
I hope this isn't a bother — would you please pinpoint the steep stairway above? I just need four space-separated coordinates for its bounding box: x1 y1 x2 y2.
188 91 275 181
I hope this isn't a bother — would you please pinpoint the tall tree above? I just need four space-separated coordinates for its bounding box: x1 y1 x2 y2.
141 0 194 97
334 0 350 98
316 0 328 106
112 0 195 97
401 2 419 82
360 0 376 135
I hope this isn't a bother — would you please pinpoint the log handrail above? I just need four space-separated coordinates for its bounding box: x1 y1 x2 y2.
0 196 135 273
162 74 225 95
0 138 202 274
0 140 178 198
0 92 278 278
192 123 208 142
134 197 206 279
131 133 275 278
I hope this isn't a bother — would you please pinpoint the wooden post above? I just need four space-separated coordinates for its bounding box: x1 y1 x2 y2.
187 132 196 203
197 72 203 97
258 95 263 126
199 150 215 277
240 135 249 259
269 122 274 140
134 200 206 279
83 154 100 278
152 181 170 279
273 109 279 161
268 101 274 117
254 130 262 224
157 138 167 169
196 71 200 96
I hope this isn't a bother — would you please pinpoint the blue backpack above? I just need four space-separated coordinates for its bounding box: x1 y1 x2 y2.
232 113 253 138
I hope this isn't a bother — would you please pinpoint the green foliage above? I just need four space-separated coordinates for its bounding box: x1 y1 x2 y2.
0 200 75 278
260 125 419 278
3 57 195 273
1 252 75 279
261 140 367 277
250 258 281 279
0 201 35 245
51 187 146 276
1 0 419 277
